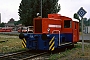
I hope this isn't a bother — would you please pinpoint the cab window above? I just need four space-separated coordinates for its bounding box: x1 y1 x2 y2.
64 20 71 28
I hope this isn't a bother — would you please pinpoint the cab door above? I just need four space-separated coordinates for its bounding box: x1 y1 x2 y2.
73 22 79 43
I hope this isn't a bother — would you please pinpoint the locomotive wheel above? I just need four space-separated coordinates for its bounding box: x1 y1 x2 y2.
41 34 47 40
19 33 24 39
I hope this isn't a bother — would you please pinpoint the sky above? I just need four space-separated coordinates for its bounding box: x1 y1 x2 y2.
58 0 90 19
0 0 21 23
0 0 90 23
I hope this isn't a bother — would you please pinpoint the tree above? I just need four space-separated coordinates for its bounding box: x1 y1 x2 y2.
88 18 90 26
14 20 22 26
8 18 15 23
0 22 5 27
83 18 88 26
73 13 80 21
18 0 60 26
42 0 60 17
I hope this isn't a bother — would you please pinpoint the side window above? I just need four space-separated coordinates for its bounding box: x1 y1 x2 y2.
64 20 71 28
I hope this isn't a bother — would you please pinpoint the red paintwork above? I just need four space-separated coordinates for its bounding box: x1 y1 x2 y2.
48 14 61 19
42 18 61 34
0 28 12 32
72 21 79 43
33 14 79 42
60 16 73 33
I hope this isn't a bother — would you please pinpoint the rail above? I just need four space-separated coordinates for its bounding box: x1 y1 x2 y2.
0 50 48 60
19 52 48 60
52 30 60 46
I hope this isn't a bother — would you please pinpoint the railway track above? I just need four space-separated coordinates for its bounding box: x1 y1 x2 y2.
0 50 49 60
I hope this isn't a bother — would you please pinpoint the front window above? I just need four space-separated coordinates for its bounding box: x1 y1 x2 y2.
64 20 71 28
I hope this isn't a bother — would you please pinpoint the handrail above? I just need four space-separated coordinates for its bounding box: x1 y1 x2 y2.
52 30 60 46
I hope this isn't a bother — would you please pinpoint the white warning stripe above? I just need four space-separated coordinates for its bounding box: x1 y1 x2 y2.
49 24 61 28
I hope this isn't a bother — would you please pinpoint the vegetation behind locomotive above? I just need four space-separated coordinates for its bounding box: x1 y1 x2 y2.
19 14 79 51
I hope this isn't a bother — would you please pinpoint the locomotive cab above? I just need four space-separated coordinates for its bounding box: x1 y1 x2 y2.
19 14 79 51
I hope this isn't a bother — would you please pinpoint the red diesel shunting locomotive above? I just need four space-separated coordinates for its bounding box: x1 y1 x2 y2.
19 14 79 51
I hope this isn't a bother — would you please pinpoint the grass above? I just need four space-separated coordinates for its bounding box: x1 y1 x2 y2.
49 43 90 60
0 34 90 59
0 34 27 54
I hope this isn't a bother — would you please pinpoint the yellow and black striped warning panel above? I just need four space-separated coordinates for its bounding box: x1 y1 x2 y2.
22 38 26 48
49 36 55 51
